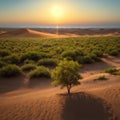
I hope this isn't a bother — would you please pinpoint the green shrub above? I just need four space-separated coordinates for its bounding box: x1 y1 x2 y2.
0 60 6 68
92 50 103 57
38 52 49 59
0 65 21 77
83 56 94 64
105 67 120 75
76 56 84 64
56 47 64 54
61 50 76 60
24 59 35 64
21 64 37 71
20 52 48 62
3 54 20 64
38 58 57 67
28 66 51 79
90 54 101 62
0 50 10 57
74 49 84 56
116 72 120 75
108 49 119 56
94 75 107 81
20 52 40 62
61 50 85 63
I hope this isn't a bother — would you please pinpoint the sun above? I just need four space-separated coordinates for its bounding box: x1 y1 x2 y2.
51 5 63 19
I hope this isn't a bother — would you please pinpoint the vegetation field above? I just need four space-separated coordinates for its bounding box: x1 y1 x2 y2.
0 36 120 77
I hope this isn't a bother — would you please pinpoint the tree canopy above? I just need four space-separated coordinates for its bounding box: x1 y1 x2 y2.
51 59 82 95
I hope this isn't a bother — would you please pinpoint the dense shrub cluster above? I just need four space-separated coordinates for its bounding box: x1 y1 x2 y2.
3 54 20 64
62 51 101 64
61 49 101 64
0 37 119 67
38 58 57 67
20 52 40 62
0 60 6 68
24 59 35 64
0 65 21 77
107 49 119 56
28 66 51 79
0 49 10 57
21 64 37 71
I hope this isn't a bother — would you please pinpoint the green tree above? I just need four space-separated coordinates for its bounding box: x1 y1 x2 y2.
51 59 82 95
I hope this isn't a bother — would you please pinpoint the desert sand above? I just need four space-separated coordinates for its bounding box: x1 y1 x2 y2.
0 28 59 38
0 28 120 37
0 56 120 120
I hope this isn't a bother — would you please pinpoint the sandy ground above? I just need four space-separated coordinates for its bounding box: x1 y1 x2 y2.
0 28 120 37
0 29 59 38
0 56 120 120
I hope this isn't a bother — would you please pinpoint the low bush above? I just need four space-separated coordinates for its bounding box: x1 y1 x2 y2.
108 49 119 56
37 58 57 67
20 52 40 62
0 49 10 57
0 60 6 68
116 72 120 75
28 66 51 79
21 64 37 71
61 50 76 60
20 52 48 62
0 64 21 77
83 56 94 64
38 52 49 59
76 56 84 64
94 75 107 81
24 59 35 64
105 67 120 75
92 50 103 57
3 54 20 64
90 54 101 62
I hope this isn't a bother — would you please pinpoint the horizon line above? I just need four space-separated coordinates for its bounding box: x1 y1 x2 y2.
0 25 120 29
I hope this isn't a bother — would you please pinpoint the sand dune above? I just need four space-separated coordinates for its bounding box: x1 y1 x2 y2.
0 28 58 38
0 56 120 120
0 91 114 120
30 28 120 36
0 28 120 38
90 83 120 120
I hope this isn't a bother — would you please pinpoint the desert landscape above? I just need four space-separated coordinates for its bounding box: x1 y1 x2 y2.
0 28 120 37
0 53 120 120
0 32 120 120
0 0 120 120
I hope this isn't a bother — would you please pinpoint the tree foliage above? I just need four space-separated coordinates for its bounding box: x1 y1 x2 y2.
51 59 82 95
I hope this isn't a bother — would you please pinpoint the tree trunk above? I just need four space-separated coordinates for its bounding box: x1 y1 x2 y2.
67 88 70 96
67 85 71 96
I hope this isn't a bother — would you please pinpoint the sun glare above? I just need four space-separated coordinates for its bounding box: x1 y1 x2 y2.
51 5 63 19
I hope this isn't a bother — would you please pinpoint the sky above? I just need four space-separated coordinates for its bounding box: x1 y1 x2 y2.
0 0 120 27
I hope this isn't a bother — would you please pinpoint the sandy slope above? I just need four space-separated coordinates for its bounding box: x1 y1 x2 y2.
1 28 120 38
0 90 115 120
90 82 120 120
0 56 120 120
0 29 58 38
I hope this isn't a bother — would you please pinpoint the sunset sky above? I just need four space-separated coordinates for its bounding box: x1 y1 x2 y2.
0 0 120 27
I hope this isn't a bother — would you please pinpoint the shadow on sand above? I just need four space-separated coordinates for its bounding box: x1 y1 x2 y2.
0 75 25 94
0 76 52 94
60 92 114 120
28 78 52 89
80 60 113 74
